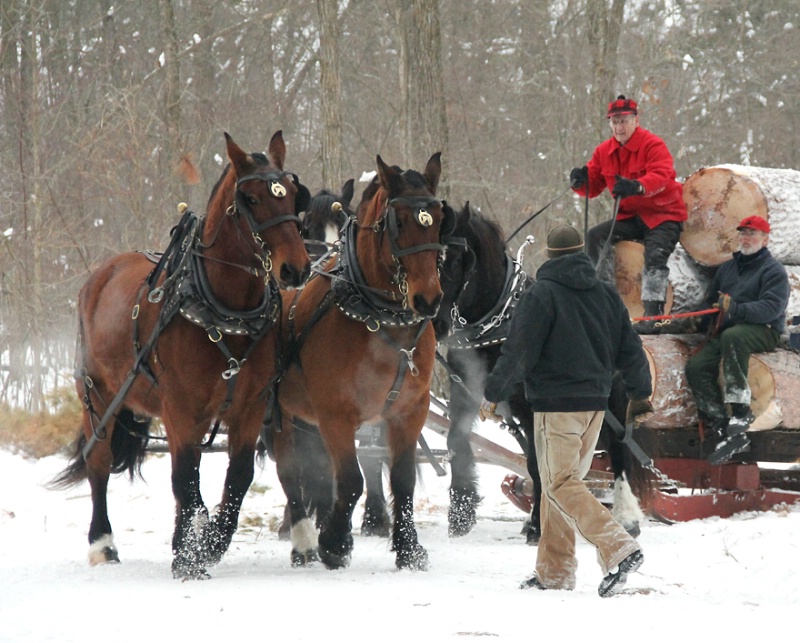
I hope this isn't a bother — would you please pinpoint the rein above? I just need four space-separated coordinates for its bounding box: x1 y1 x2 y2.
504 185 572 245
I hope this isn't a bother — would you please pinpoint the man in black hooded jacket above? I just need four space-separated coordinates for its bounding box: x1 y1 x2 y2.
480 225 653 597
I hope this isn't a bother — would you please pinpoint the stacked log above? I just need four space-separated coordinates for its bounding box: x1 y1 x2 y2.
608 165 800 433
638 335 800 432
681 164 800 267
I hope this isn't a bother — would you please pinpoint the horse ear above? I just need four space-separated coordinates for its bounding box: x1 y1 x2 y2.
225 132 249 172
464 201 473 223
423 152 442 195
341 178 355 206
376 156 404 197
267 130 286 170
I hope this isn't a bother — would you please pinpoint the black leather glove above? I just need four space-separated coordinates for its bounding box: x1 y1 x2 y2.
569 166 589 190
612 175 644 199
626 398 655 426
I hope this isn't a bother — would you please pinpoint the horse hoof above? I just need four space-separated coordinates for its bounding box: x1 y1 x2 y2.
361 518 392 538
448 489 481 537
319 548 351 570
624 522 641 539
172 565 211 581
291 548 319 567
396 544 429 571
88 536 120 566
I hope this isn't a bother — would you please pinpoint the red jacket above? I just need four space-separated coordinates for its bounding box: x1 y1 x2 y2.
574 127 687 229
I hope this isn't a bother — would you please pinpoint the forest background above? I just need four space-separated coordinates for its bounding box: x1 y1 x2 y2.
1 0 799 417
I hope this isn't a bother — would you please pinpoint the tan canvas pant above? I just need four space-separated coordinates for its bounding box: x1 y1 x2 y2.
534 410 641 589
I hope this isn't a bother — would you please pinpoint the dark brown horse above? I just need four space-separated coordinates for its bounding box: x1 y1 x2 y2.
52 132 310 579
272 154 447 570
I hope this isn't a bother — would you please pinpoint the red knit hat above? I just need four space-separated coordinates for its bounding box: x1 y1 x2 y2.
607 95 638 118
736 215 770 233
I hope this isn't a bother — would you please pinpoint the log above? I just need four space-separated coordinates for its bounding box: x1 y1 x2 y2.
665 243 714 314
638 335 701 429
613 240 674 318
638 334 800 431
681 164 800 267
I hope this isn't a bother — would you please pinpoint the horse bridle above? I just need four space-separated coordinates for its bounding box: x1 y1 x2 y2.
234 170 303 234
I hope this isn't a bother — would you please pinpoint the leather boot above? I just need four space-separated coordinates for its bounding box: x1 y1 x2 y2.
632 301 664 334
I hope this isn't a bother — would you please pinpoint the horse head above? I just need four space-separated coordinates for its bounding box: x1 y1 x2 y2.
358 154 446 318
433 202 507 338
221 131 311 289
300 179 355 259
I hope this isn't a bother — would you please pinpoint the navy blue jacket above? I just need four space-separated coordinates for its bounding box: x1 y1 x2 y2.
484 252 652 412
707 247 789 333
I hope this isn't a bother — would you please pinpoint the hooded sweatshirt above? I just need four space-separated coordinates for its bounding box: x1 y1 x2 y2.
484 252 652 412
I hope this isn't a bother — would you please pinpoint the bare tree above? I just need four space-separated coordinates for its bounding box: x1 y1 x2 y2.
396 0 449 192
316 0 344 189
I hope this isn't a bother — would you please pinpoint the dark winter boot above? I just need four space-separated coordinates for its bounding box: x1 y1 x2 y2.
598 550 644 597
632 301 664 334
727 403 756 436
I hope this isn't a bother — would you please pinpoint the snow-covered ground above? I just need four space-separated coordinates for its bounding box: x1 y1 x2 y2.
1 425 798 643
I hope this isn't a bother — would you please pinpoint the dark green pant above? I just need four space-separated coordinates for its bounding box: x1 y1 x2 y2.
685 323 780 420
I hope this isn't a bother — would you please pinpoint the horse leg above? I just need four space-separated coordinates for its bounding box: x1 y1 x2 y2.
388 438 429 570
507 392 541 545
67 403 150 565
170 444 210 580
85 445 118 565
446 376 481 537
274 422 320 566
358 422 391 537
604 372 645 537
200 441 256 567
605 424 645 538
317 438 362 569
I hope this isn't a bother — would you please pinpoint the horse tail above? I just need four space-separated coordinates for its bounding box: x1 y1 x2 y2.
49 408 151 489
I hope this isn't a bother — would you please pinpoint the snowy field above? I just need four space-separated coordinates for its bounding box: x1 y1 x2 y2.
1 425 798 643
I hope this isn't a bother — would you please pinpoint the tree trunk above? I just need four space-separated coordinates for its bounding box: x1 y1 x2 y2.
316 0 344 190
397 0 449 195
681 164 800 267
586 0 626 140
159 0 184 221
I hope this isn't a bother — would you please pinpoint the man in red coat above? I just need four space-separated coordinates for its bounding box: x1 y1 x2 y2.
570 95 687 333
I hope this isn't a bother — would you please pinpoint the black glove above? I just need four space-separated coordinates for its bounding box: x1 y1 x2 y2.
612 175 644 199
626 398 655 426
569 166 589 190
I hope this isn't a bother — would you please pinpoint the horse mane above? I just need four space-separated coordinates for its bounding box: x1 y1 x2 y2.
358 175 389 225
457 204 507 271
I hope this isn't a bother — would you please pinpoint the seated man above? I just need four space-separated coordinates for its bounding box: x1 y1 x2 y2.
685 215 790 464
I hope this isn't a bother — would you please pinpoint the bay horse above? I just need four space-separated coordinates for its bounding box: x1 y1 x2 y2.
52 132 311 579
271 153 447 570
433 203 651 542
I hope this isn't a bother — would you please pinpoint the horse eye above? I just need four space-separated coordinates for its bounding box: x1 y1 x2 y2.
246 195 258 206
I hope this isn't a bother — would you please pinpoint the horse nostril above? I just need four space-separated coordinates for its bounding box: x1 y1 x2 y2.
413 292 443 318
280 262 310 289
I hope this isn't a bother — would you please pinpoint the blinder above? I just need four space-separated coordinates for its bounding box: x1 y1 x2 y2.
235 170 303 234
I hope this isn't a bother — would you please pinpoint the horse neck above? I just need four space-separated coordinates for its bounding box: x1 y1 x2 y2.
200 183 265 310
457 237 507 324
